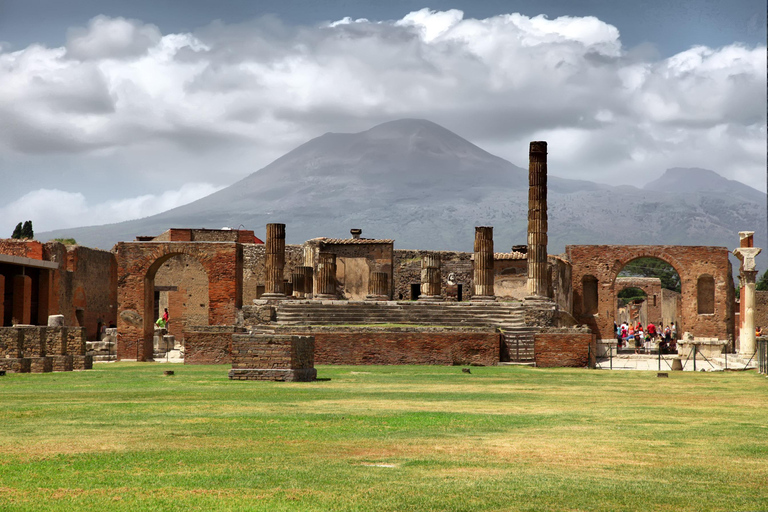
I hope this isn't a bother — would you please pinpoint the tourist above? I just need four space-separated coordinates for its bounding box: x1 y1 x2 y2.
647 322 656 341
155 316 166 329
671 323 677 340
628 325 637 354
757 326 763 337
163 308 170 327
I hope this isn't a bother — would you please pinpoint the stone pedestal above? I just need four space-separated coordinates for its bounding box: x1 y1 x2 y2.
366 271 389 301
527 141 549 298
473 227 495 300
47 314 65 327
734 231 762 356
314 253 337 300
419 254 442 301
262 223 286 300
291 272 305 299
228 334 316 381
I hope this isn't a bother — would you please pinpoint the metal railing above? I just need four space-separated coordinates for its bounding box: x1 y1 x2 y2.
758 338 767 375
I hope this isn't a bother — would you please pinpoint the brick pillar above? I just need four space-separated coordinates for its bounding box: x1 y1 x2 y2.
419 254 442 301
299 266 313 299
527 141 549 298
13 274 32 325
291 272 305 299
473 227 495 300
0 274 4 325
315 253 337 300
262 223 286 299
367 271 389 301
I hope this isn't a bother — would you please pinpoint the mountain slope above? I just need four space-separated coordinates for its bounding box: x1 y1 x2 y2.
39 120 766 271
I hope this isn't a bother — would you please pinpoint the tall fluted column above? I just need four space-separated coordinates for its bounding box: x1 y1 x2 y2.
366 271 389 301
299 266 313 299
527 141 549 298
315 253 337 300
419 254 442 301
734 231 762 356
473 226 495 300
291 272 305 299
262 223 286 299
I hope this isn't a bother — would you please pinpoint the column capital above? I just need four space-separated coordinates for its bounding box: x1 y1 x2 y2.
733 247 762 272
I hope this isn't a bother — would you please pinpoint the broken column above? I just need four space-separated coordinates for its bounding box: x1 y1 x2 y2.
419 254 442 301
291 272 305 299
527 141 549 298
314 252 337 300
366 271 389 301
473 226 495 301
299 265 313 299
262 223 286 299
733 231 762 356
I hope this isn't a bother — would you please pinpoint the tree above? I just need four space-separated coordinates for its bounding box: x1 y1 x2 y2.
11 222 22 239
21 220 33 239
757 269 768 291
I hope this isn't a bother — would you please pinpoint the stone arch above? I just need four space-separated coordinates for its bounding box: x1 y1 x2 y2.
697 274 715 315
566 245 733 343
116 241 243 361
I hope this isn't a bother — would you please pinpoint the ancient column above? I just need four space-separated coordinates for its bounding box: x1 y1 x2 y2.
262 223 286 299
291 272 305 299
733 231 762 356
366 271 389 301
527 141 549 298
314 252 337 300
419 254 442 301
473 226 495 300
298 266 313 299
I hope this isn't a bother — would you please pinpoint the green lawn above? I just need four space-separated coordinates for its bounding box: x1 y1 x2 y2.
0 364 766 511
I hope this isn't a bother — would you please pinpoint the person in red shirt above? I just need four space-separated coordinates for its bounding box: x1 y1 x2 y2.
647 322 656 340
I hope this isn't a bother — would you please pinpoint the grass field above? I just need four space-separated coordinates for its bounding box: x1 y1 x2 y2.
0 363 766 511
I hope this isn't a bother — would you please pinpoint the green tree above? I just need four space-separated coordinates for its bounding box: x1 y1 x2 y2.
11 222 22 239
757 269 768 291
617 287 647 306
21 220 33 239
618 257 681 292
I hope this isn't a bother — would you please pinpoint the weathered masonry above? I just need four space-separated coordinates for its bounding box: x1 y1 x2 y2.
567 245 734 343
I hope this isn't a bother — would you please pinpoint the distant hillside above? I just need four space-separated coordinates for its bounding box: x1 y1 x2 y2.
39 119 767 272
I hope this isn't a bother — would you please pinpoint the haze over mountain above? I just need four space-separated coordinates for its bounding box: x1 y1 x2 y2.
40 119 767 271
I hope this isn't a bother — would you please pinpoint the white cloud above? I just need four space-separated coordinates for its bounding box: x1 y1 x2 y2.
0 183 224 236
0 7 764 232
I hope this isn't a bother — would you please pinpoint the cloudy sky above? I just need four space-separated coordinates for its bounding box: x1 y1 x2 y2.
0 0 765 235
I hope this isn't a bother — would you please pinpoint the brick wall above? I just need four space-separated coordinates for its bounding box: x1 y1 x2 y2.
229 334 316 381
535 328 596 368
285 327 499 366
184 326 246 365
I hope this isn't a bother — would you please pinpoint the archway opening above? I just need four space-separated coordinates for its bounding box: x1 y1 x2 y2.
615 257 682 353
144 253 210 360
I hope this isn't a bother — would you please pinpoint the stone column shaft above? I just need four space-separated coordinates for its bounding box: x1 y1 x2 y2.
263 223 286 299
527 141 549 297
298 266 313 298
419 254 442 300
734 238 761 356
291 272 305 299
367 271 389 301
473 226 495 300
315 253 337 300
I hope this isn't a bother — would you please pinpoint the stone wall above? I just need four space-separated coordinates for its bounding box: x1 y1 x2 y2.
305 240 394 300
756 291 768 333
534 328 596 368
184 325 246 365
242 244 304 303
0 325 89 373
394 250 473 300
64 245 117 340
567 245 733 341
155 256 208 340
284 327 499 366
661 288 682 330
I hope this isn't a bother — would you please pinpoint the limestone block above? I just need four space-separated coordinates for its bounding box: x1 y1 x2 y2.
47 315 65 327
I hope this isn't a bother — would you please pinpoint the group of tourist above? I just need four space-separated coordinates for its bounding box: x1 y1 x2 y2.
615 321 677 354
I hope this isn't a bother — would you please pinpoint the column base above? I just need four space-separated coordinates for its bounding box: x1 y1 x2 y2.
314 294 338 300
418 295 443 302
471 295 496 301
260 293 286 300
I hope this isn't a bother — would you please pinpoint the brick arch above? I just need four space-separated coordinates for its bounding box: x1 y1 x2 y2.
116 241 243 361
567 245 734 342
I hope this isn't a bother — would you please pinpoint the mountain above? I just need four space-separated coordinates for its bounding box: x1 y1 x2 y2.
39 119 767 271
